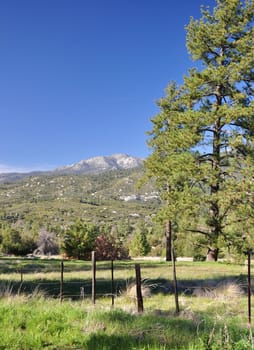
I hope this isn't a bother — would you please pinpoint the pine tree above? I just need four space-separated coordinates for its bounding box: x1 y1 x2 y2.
130 224 150 257
62 219 98 259
145 0 254 260
144 82 200 260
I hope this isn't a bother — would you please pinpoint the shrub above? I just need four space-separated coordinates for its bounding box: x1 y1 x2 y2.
95 233 129 260
1 228 36 256
61 219 99 259
129 225 150 257
33 228 59 255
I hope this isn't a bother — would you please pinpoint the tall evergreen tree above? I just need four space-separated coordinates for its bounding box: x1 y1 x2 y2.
145 0 254 260
144 82 200 260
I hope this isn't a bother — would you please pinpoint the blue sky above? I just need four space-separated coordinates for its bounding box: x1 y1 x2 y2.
0 0 216 173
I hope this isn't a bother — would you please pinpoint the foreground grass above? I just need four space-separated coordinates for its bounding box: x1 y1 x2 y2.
0 294 253 350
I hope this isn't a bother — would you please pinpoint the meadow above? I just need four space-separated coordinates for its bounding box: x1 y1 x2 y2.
0 257 253 349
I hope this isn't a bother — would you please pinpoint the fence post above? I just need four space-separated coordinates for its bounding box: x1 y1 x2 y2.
111 259 115 307
91 251 96 305
247 249 252 325
20 267 23 284
135 263 143 313
80 286 85 303
60 261 64 303
171 244 180 315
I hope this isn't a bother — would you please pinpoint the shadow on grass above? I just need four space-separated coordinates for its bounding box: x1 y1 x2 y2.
0 277 127 300
0 257 250 302
0 273 249 301
82 308 252 350
0 257 170 274
83 310 199 350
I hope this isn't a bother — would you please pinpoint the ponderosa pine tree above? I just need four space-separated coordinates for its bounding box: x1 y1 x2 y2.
145 0 254 261
144 82 201 260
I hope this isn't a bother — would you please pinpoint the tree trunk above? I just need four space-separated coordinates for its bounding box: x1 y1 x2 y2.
165 182 172 262
171 242 180 314
165 219 172 261
206 247 219 261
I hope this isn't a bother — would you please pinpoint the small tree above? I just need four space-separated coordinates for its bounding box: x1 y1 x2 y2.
61 219 98 259
130 224 150 257
33 228 59 256
1 228 36 256
95 233 129 260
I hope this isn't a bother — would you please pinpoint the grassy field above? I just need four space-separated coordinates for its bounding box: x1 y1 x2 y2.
0 257 253 349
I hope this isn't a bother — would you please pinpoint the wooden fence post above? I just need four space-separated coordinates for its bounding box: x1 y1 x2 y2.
247 249 252 325
171 245 180 314
91 251 96 305
20 267 23 284
60 261 64 302
111 259 115 307
80 286 85 303
135 263 143 313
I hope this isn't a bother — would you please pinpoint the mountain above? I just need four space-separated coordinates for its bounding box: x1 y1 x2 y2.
0 165 159 231
0 171 45 184
0 154 160 254
0 154 143 183
54 154 143 175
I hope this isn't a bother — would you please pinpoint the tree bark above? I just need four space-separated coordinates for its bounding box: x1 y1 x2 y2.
165 219 172 261
171 243 180 314
165 182 172 261
206 247 219 261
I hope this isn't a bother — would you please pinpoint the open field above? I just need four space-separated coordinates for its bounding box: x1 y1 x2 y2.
0 258 253 349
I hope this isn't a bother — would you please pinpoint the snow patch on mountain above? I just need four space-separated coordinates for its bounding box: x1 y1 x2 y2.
55 154 143 175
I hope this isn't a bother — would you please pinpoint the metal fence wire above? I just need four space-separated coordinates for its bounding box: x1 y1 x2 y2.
0 254 253 323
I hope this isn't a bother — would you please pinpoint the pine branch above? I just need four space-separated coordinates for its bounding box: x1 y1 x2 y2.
186 228 212 239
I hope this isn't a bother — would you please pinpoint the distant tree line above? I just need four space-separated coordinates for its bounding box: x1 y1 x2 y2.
0 219 152 260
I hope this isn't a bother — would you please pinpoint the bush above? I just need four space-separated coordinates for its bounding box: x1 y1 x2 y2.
61 219 99 259
95 233 129 260
1 228 36 256
129 225 150 257
33 228 59 255
193 253 206 262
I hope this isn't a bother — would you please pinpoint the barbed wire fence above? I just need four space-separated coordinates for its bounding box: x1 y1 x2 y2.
0 251 253 324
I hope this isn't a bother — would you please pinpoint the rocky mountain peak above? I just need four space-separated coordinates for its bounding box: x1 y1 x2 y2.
0 154 144 183
54 154 143 175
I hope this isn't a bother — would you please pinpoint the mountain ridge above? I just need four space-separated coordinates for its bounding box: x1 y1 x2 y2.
54 153 143 175
0 154 144 183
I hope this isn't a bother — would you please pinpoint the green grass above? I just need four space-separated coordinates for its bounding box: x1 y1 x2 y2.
0 295 252 350
0 258 253 349
0 258 249 298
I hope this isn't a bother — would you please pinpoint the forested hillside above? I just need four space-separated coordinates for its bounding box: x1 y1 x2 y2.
0 168 164 258
0 168 159 226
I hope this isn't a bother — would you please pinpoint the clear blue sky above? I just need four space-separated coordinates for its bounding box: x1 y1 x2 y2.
0 0 216 173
